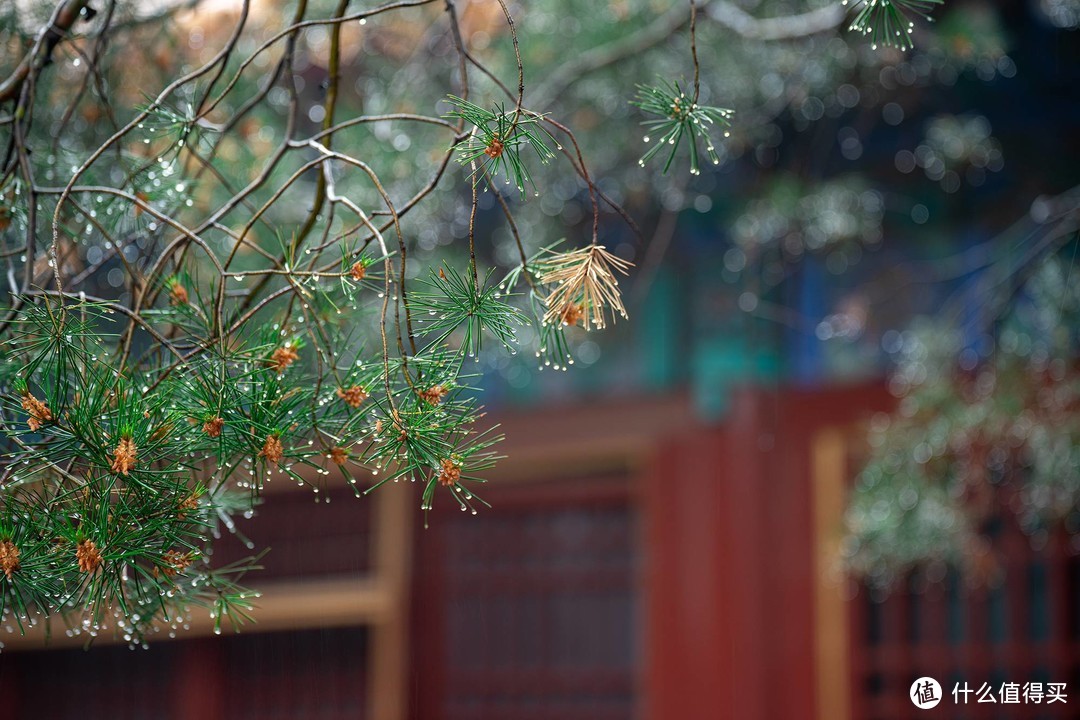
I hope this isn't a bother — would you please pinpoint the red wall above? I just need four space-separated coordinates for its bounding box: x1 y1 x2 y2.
644 384 892 719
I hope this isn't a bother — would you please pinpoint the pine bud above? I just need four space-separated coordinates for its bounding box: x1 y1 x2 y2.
76 539 103 573
417 385 448 405
110 436 138 475
485 137 504 159
21 392 53 432
260 434 284 464
168 281 189 306
559 302 585 327
438 458 461 487
178 492 200 519
336 385 368 408
158 550 193 578
203 416 224 438
0 540 20 579
269 345 299 374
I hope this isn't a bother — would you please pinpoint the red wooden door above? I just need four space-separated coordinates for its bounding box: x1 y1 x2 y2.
411 474 640 720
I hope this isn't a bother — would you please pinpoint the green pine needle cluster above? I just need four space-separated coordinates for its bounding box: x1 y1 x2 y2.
412 265 526 358
632 81 733 176
845 0 945 51
445 96 557 196
0 301 262 645
0 268 518 642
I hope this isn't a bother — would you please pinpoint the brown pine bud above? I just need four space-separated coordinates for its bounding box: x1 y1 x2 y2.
269 345 299 373
110 436 138 476
329 447 349 465
484 137 504 159
336 385 368 409
438 458 461 487
159 550 193 578
178 492 200 519
203 416 224 438
168 280 189 306
0 540 20 579
260 434 284 464
21 392 52 432
350 262 366 282
417 385 449 405
76 539 103 573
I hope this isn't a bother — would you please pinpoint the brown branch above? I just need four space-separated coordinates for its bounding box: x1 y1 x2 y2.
532 0 845 109
530 1 691 109
0 0 90 104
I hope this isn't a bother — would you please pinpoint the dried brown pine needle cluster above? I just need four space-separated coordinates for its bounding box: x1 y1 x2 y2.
260 434 284 464
336 385 368 408
203 416 225 438
110 436 138 476
537 245 632 330
438 458 462 487
77 539 103 573
269 344 299 373
21 391 52 431
0 540 20 579
417 385 449 405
